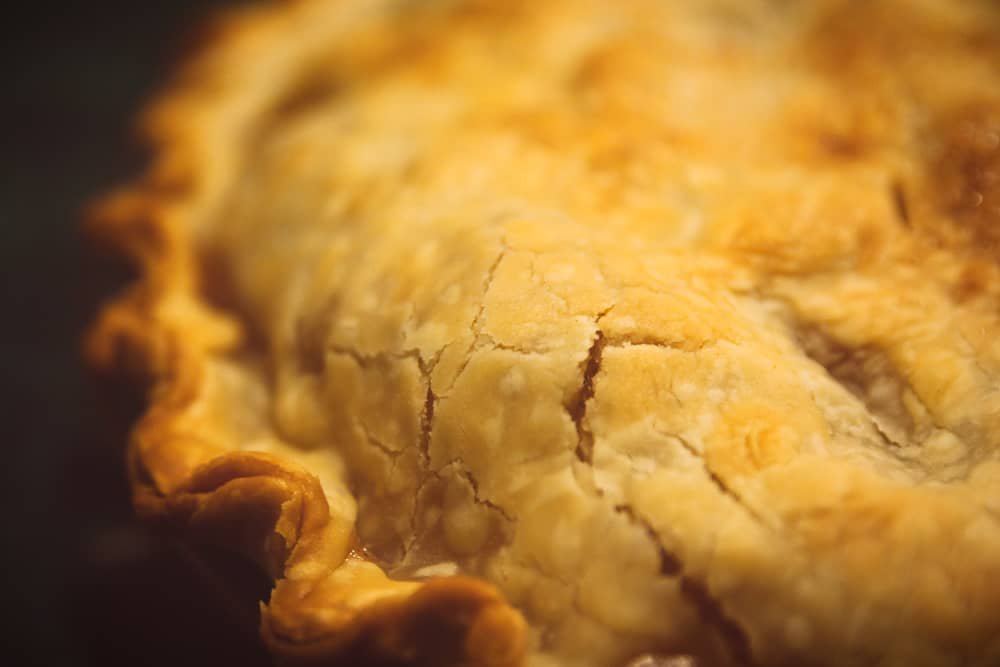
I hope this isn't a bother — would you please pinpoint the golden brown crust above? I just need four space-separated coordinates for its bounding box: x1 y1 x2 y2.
88 1 1000 666
85 1 526 665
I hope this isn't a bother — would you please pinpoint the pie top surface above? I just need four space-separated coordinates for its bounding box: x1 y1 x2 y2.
89 1 1000 666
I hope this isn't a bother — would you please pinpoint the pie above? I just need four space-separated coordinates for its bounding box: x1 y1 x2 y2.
86 0 1000 665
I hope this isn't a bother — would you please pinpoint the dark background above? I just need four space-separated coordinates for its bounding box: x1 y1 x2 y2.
2 1 272 664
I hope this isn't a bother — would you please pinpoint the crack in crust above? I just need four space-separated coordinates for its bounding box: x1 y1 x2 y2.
611 504 754 667
419 383 436 466
676 578 753 667
568 331 606 464
445 246 508 397
612 505 682 577
891 180 911 229
566 323 760 664
671 434 769 530
457 465 516 524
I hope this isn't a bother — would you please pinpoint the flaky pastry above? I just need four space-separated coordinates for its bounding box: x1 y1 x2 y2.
87 1 1000 665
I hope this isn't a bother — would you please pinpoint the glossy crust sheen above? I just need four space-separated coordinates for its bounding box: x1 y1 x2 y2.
87 1 1000 666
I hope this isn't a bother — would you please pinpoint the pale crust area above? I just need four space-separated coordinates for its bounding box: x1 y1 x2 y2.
88 1 1000 666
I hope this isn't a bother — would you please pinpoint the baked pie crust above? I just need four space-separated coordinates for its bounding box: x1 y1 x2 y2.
87 1 1000 665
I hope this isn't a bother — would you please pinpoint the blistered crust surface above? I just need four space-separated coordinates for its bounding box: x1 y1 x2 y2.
91 1 1000 666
